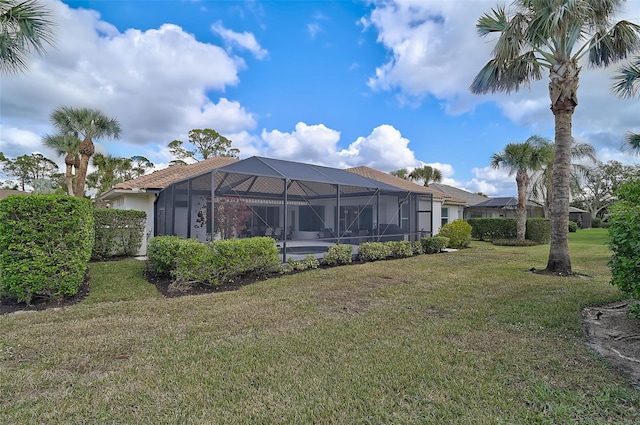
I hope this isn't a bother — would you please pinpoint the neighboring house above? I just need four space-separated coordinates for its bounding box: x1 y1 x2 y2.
101 156 461 256
347 167 467 234
569 206 592 229
430 183 489 219
0 189 28 200
467 197 545 219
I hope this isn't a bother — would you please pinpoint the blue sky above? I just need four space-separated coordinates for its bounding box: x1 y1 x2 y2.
1 0 639 196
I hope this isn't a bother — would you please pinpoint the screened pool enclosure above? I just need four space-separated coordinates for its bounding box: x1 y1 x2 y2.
154 156 433 261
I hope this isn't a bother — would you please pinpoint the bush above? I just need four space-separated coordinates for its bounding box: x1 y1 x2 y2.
388 241 414 259
525 218 551 244
173 239 217 285
420 236 450 254
609 181 640 300
358 242 391 262
411 241 424 255
213 237 281 282
438 219 472 249
592 217 602 228
323 244 353 266
92 209 146 260
147 236 184 275
0 195 94 304
467 218 517 241
285 255 320 272
568 221 578 233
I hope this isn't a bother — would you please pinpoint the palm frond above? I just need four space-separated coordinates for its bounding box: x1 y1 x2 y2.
470 51 543 94
612 56 640 98
623 132 640 155
587 20 640 66
476 7 509 37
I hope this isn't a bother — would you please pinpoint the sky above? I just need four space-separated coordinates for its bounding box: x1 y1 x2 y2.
1 0 639 197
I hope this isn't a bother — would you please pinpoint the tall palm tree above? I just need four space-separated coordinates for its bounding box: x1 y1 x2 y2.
50 106 121 197
0 0 55 74
42 133 80 196
408 165 442 187
531 138 596 218
491 138 550 241
471 0 640 275
613 57 640 153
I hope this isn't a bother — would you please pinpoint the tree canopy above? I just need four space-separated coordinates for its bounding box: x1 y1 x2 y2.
169 129 239 163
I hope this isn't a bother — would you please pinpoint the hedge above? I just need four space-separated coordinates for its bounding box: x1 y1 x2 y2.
92 209 146 260
439 219 472 248
420 236 450 254
525 218 551 244
0 195 94 304
467 218 517 241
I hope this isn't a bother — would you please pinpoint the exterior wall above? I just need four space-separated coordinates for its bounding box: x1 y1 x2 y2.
113 194 155 256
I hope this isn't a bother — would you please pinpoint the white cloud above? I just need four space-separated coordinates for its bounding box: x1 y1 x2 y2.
307 23 322 39
465 166 515 197
338 125 419 170
1 0 253 157
211 20 268 59
261 122 341 163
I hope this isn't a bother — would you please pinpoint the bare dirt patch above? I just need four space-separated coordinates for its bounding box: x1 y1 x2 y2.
583 301 640 389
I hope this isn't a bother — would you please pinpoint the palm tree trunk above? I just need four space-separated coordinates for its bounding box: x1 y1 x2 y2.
516 171 527 241
545 60 579 275
64 163 74 196
74 138 94 197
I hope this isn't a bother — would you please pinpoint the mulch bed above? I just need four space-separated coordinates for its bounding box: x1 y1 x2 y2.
0 278 90 315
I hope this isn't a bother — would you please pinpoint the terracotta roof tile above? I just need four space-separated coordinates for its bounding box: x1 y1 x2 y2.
114 156 239 190
346 166 467 204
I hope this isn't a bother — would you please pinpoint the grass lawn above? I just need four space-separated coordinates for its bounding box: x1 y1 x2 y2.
2 229 639 423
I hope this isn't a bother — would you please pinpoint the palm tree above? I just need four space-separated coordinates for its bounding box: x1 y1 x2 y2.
491 138 550 241
408 165 443 187
42 133 80 196
471 0 640 275
0 0 55 74
613 58 640 153
50 107 122 197
389 168 409 179
530 138 596 218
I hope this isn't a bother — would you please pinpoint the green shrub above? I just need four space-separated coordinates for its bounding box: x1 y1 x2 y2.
592 217 602 228
213 237 281 281
568 221 578 233
491 239 539 246
420 236 450 254
173 239 217 285
438 219 472 249
411 241 424 255
92 209 146 260
0 195 94 304
525 218 551 244
467 218 517 241
285 254 320 272
147 236 184 275
609 181 640 300
323 244 353 266
358 242 391 262
388 241 414 259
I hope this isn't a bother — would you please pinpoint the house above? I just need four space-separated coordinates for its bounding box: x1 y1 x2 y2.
101 156 464 258
430 183 489 219
467 197 545 219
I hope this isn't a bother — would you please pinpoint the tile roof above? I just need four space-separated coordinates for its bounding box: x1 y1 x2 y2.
429 183 490 206
346 166 467 204
0 189 28 200
114 156 239 190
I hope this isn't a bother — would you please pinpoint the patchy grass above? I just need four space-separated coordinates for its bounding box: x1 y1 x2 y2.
2 231 639 423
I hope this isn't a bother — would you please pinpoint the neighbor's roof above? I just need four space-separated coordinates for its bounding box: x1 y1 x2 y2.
0 189 28 200
114 156 239 190
430 183 489 206
473 197 542 208
347 166 467 205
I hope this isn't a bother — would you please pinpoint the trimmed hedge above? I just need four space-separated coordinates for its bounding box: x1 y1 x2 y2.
568 220 578 233
0 195 94 304
358 242 391 262
92 209 146 260
323 244 353 266
467 218 517 241
439 219 472 248
420 236 450 254
609 181 640 305
388 241 414 258
525 218 551 243
147 236 281 286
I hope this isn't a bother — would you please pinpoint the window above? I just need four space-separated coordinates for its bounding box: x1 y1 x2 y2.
400 203 409 232
441 207 449 226
299 205 325 231
251 206 279 228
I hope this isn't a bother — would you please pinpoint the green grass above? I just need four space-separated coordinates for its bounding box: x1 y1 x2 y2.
1 229 638 424
85 259 162 304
